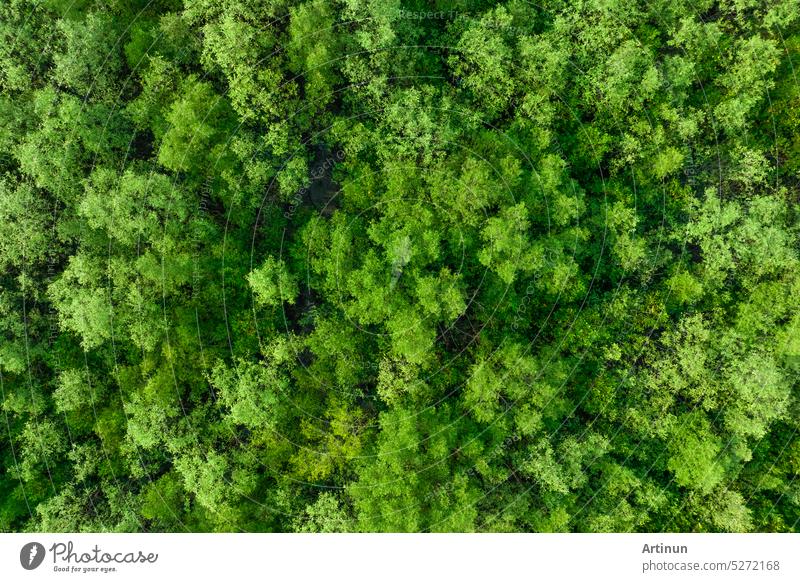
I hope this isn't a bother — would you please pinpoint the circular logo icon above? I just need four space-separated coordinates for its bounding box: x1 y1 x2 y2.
20 542 46 570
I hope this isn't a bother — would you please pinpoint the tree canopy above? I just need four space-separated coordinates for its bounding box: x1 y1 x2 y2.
1 0 799 533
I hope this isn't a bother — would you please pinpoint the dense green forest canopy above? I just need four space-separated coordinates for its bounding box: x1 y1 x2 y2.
1 0 799 532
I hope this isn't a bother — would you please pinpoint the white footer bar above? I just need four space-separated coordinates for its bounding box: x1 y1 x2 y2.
1 533 797 581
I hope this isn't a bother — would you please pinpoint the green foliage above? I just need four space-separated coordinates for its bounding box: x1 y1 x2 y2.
667 412 725 494
248 257 299 307
1 0 799 534
158 78 236 173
